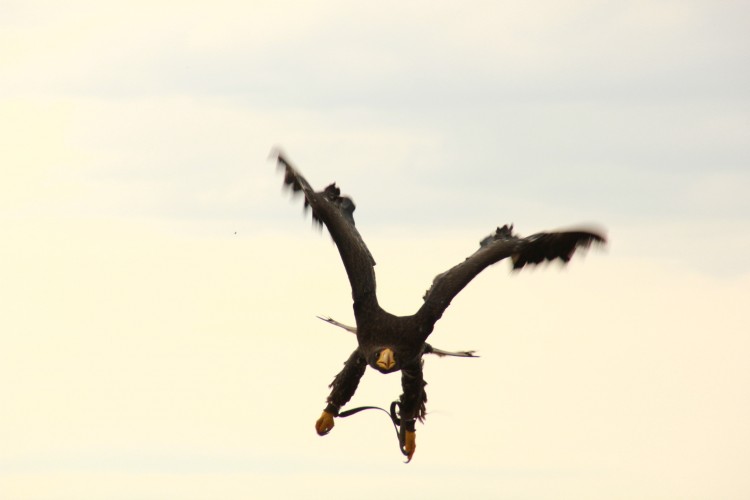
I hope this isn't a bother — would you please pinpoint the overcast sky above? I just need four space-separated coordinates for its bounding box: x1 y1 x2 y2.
2 1 749 499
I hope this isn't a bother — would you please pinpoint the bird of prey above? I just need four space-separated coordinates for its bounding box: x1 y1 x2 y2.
273 150 605 462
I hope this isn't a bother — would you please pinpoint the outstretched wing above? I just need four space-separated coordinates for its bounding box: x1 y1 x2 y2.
417 224 605 328
273 150 377 306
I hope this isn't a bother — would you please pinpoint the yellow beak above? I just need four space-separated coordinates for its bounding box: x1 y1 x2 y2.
377 348 396 371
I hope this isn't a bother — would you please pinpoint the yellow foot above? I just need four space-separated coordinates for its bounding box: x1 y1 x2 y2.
404 431 416 463
315 411 335 436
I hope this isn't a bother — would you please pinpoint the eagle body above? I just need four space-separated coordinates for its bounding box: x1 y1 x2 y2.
273 150 606 461
355 309 431 372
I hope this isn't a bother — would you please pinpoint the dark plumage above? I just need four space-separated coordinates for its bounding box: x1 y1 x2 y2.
273 149 606 461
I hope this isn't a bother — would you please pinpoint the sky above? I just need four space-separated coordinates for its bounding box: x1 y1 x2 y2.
1 1 749 498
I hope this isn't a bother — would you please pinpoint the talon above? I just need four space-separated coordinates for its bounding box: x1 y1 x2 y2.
315 411 335 436
404 431 416 463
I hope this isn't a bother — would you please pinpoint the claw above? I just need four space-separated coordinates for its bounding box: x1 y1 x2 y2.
315 411 335 436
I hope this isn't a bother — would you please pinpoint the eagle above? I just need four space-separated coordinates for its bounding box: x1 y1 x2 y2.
273 150 606 462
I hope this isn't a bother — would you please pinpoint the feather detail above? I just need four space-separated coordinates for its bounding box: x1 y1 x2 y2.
317 315 357 334
273 149 378 306
424 343 478 358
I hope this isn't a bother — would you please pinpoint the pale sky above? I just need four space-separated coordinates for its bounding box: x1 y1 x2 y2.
1 1 749 499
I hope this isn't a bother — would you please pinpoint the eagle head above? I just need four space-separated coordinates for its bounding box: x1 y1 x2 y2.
369 347 398 374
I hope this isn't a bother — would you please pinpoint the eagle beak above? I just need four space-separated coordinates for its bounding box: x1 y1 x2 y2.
377 348 396 371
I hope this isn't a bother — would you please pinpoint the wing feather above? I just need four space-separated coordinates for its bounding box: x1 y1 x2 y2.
273 150 378 306
418 224 605 327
